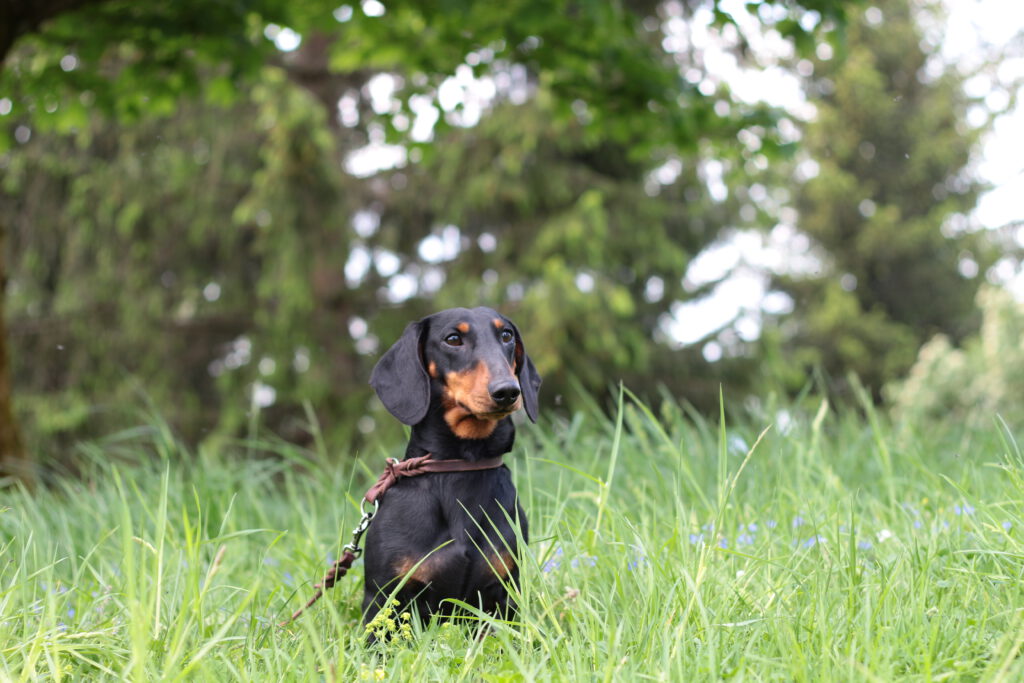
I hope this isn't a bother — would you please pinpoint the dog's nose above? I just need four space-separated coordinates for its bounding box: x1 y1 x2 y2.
490 383 521 408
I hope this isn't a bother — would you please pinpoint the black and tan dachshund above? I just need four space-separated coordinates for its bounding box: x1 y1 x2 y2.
364 306 542 625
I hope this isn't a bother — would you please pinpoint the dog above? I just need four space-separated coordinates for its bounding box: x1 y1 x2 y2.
363 306 541 626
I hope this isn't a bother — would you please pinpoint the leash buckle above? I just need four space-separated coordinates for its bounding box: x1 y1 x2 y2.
342 499 378 558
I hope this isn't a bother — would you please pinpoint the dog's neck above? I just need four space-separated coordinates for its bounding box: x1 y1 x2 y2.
405 402 515 462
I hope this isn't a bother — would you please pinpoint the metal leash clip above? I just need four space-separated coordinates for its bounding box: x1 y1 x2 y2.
343 499 379 558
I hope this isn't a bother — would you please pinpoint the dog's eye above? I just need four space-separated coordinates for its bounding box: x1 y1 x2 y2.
500 329 514 343
444 333 463 347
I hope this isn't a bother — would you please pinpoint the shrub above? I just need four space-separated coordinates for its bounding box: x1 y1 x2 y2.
888 285 1024 426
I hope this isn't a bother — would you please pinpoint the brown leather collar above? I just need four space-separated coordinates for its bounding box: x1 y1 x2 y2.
364 454 505 504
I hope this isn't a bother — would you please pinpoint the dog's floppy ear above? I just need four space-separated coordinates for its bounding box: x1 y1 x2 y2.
370 319 430 426
509 321 542 423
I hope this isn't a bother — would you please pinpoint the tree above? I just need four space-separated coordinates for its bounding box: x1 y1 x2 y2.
1 0 855 476
765 0 994 399
1 68 746 452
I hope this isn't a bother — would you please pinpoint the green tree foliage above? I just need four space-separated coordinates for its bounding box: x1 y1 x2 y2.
2 71 739 451
377 101 719 396
766 0 994 398
1 0 858 460
2 0 851 153
3 73 370 448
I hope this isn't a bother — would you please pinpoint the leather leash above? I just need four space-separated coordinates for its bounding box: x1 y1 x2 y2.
283 454 505 624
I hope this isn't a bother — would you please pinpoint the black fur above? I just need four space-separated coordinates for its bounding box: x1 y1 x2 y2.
364 307 541 624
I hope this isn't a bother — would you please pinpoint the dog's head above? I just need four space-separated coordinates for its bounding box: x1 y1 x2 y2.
370 307 542 437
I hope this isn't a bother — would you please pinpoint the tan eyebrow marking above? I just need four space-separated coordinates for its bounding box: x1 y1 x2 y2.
457 322 470 333
493 318 505 329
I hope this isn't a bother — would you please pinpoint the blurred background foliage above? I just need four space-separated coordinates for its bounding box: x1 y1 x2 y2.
1 0 1022 470
889 285 1024 429
766 0 996 398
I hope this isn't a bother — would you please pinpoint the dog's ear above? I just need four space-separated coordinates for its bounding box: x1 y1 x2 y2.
370 319 430 426
509 321 542 423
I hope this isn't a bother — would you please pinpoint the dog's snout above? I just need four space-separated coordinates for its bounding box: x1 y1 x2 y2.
490 382 521 408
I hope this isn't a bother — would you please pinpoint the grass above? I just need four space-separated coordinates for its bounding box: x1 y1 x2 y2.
2 388 1024 680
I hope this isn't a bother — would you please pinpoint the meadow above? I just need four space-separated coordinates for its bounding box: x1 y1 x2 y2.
2 389 1023 680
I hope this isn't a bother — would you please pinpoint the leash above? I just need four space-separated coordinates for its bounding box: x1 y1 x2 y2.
283 454 505 624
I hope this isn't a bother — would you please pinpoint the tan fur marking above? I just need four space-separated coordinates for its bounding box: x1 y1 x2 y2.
489 550 516 579
428 361 438 378
444 361 491 409
394 556 435 584
493 318 505 329
442 361 522 439
457 322 470 333
443 362 498 439
446 410 500 439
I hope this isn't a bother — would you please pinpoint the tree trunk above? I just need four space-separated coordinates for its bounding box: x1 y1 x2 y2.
0 220 31 488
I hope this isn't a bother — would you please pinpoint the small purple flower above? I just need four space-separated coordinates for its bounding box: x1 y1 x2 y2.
627 555 649 571
737 534 754 546
766 520 778 529
283 571 294 586
747 523 758 533
953 504 975 516
1003 521 1013 531
570 555 598 569
67 607 75 618
792 516 806 529
801 535 825 549
719 537 729 549
542 547 564 573
913 520 923 529
689 533 704 545
857 540 873 551
263 557 280 567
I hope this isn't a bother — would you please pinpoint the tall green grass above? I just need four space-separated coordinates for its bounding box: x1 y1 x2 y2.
2 390 1023 680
